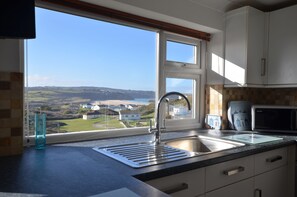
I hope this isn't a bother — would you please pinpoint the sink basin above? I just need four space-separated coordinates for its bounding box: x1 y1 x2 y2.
93 135 245 168
164 135 245 153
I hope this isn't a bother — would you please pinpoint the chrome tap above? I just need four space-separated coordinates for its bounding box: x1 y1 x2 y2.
149 92 191 145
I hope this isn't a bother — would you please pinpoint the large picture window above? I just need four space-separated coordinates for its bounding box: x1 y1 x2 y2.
24 7 205 144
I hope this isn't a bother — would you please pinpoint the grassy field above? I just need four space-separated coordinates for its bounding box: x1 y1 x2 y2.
54 116 125 132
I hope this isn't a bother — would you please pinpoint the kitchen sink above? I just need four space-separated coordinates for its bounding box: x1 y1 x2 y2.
93 142 197 168
93 135 245 168
164 135 245 153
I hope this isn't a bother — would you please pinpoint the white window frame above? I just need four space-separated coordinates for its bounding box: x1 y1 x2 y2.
23 5 206 145
157 31 205 130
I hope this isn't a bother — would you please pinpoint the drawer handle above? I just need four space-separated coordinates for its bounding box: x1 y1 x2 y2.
162 183 188 194
255 188 262 197
223 166 245 176
266 155 282 163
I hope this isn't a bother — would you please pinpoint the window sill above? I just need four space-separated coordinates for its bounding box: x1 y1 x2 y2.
24 123 201 146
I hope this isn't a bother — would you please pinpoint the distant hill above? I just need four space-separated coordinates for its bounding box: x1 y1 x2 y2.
26 86 155 104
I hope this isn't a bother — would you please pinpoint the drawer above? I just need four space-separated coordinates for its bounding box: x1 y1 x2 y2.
205 155 254 192
255 147 287 175
146 168 205 197
205 178 254 197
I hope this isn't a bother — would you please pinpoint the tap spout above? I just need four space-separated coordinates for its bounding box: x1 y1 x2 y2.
152 91 191 145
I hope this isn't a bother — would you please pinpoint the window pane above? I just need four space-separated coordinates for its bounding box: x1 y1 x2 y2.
165 78 194 120
166 41 195 64
24 8 156 136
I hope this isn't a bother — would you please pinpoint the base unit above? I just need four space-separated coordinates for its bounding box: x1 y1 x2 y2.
254 166 288 197
205 178 254 197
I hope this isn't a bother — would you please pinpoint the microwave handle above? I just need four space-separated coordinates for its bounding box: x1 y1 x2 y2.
292 110 297 130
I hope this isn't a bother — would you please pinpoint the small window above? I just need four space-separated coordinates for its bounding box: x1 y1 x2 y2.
166 41 195 64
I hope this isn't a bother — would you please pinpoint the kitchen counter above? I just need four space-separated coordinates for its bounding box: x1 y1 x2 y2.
0 130 296 197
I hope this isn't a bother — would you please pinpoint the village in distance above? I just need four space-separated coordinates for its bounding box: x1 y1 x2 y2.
25 86 191 135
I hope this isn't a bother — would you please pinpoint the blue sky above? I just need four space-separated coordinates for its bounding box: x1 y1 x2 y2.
27 8 194 92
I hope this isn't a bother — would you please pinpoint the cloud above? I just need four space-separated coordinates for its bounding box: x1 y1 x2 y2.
27 75 53 86
27 74 94 87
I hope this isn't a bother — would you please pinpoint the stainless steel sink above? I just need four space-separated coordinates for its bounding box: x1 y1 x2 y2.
93 142 197 168
93 135 245 168
164 135 245 153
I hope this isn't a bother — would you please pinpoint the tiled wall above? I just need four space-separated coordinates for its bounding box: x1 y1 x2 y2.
206 84 297 129
0 72 23 156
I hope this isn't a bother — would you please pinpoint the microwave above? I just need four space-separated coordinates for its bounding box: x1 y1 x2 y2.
251 105 297 133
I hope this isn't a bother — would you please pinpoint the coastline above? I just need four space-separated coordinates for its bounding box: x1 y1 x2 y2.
93 99 153 106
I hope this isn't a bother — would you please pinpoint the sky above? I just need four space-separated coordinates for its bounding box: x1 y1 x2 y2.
27 8 195 92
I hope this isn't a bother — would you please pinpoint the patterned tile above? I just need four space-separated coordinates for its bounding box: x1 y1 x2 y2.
0 71 23 156
206 85 297 129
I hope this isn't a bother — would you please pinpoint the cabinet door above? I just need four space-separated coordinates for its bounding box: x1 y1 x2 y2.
225 6 265 86
254 166 288 197
205 178 253 197
268 5 297 85
146 168 205 197
205 155 254 192
225 7 248 86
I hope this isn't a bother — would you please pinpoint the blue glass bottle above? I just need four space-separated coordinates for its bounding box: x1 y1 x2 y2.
35 113 46 150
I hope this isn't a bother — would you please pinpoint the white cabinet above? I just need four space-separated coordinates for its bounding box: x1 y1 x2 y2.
146 167 205 197
268 5 297 86
254 147 289 197
225 6 266 87
146 146 295 197
205 178 254 197
205 155 254 191
254 166 288 197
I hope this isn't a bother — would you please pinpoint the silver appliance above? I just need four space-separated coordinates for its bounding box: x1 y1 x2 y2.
251 105 297 133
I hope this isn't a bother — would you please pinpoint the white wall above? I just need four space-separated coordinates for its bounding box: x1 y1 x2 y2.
0 39 23 72
82 0 224 32
207 32 225 85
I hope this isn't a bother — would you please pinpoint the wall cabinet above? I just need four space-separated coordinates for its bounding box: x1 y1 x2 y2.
224 6 266 87
146 146 295 197
268 5 297 86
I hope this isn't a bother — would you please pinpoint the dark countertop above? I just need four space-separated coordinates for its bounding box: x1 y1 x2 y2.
0 129 296 197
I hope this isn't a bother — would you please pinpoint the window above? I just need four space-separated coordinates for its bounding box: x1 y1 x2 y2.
157 32 205 130
24 7 205 144
166 41 195 64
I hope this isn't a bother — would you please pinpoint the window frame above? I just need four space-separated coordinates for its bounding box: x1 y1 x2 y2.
157 32 205 130
23 5 206 145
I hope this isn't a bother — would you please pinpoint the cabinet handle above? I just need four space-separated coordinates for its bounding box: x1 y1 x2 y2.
162 183 188 194
261 58 266 76
266 155 282 163
255 188 262 197
223 166 245 176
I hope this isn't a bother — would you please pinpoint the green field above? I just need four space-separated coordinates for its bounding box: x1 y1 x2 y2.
55 116 125 132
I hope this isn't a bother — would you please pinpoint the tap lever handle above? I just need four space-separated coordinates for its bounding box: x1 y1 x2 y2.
148 119 154 133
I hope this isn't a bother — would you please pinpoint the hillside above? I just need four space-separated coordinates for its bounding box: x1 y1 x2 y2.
26 86 155 104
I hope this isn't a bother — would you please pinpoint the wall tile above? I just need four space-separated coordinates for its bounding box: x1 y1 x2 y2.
11 109 22 118
0 71 23 156
0 72 11 81
0 128 11 138
11 127 22 136
0 81 10 90
206 85 297 129
0 137 11 147
10 99 22 109
0 118 11 128
10 72 23 81
0 100 11 109
0 109 10 118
